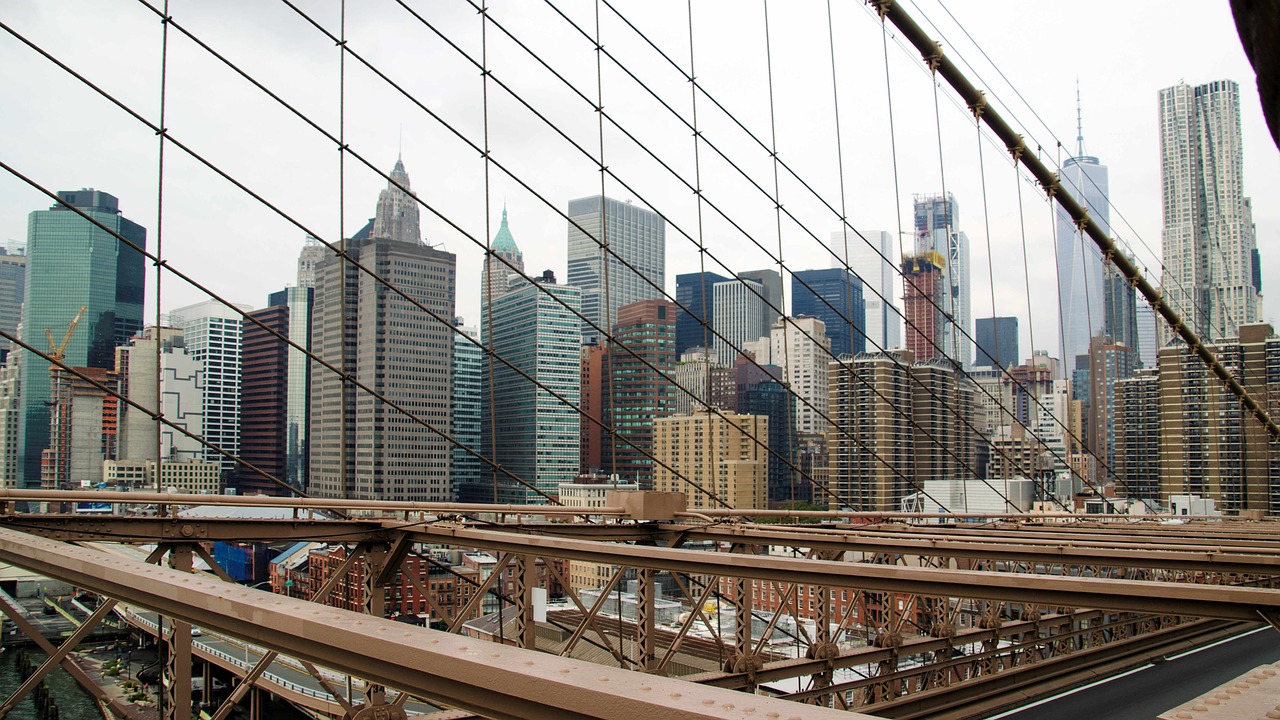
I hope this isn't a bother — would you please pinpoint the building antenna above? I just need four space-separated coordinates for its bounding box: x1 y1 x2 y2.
1076 78 1085 158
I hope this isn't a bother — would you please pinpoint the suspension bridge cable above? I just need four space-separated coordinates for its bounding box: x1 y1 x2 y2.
470 0 1074 511
919 0 1230 346
113 3 738 510
557 0 1122 507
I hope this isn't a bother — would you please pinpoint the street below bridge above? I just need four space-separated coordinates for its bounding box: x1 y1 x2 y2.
996 626 1280 720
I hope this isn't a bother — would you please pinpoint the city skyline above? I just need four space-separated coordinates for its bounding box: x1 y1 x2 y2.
1 2 1274 369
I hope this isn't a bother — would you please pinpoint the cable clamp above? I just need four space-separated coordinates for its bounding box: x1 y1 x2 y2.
925 42 943 73
1007 135 1026 161
967 91 986 119
1040 175 1059 198
1074 209 1090 234
869 0 892 20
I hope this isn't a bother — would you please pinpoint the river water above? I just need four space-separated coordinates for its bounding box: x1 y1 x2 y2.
0 645 100 719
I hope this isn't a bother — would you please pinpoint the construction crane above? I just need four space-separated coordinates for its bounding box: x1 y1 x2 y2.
46 305 86 365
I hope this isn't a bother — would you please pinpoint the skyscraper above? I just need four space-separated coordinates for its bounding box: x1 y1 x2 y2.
481 207 524 308
1103 260 1139 354
169 299 253 476
1136 303 1159 368
674 271 730 355
239 301 289 495
768 316 829 438
115 327 204 465
603 299 676 488
1055 101 1110 376
831 229 899 351
1087 334 1136 486
791 268 865 357
901 252 945 363
828 350 913 511
737 269 782 340
566 196 665 342
238 286 312 495
711 276 766 367
296 236 327 289
309 158 457 502
452 321 482 501
736 363 793 505
975 316 1018 370
653 411 767 510
913 193 971 367
484 271 581 503
0 249 26 364
1159 80 1259 342
18 189 145 488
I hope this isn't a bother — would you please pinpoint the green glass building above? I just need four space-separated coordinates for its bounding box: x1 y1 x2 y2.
483 270 582 504
18 189 145 488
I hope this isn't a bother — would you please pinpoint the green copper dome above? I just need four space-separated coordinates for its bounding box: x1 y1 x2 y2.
492 206 521 259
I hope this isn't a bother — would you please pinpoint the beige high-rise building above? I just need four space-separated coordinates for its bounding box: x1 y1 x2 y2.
910 359 976 487
309 158 457 502
828 350 914 511
653 411 767 510
829 351 976 511
1155 324 1276 513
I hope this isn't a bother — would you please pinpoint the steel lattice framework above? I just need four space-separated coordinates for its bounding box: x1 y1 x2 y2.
2 491 1280 720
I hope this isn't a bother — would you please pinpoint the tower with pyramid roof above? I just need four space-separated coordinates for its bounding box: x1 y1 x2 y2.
309 157 457 502
481 206 525 312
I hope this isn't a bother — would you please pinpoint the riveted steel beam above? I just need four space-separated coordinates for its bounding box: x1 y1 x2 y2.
0 527 865 720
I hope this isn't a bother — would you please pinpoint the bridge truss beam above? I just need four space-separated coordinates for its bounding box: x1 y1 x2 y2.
0 525 864 720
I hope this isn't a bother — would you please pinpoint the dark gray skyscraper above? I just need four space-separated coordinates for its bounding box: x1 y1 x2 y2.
738 269 782 341
975 316 1018 370
791 268 865 357
566 196 665 342
309 159 456 501
675 271 730 355
18 189 145 488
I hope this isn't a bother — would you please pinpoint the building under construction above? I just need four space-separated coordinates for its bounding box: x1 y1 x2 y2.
902 251 946 363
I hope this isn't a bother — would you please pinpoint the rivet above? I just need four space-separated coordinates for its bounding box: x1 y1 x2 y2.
702 699 715 705
1193 705 1208 712
1205 699 1220 706
599 676 610 683
559 668 570 674
670 693 682 699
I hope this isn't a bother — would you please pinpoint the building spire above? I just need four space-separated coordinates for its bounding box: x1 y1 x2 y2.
1076 78 1085 158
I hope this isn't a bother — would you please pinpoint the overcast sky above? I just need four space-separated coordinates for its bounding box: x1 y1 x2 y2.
2 0 1276 362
